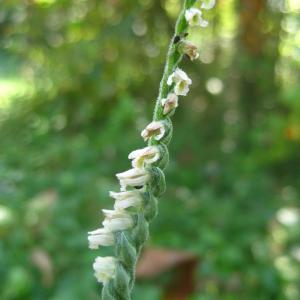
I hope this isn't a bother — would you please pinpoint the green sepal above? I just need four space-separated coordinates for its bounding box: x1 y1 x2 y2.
113 263 131 300
162 106 177 118
143 191 158 222
132 213 149 249
148 167 166 198
115 232 137 271
101 282 115 300
153 143 169 170
160 117 173 145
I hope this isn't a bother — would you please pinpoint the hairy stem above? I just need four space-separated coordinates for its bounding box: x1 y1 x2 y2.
153 0 197 121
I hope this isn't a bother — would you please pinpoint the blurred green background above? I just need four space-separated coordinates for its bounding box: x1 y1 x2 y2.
1 0 300 299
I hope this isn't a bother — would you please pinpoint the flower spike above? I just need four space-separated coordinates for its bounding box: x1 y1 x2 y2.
87 0 216 298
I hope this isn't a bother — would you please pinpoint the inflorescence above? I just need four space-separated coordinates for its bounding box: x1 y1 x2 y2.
88 1 215 299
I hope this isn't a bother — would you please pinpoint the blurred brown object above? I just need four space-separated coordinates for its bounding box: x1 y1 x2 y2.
136 248 198 300
25 189 58 232
31 248 53 287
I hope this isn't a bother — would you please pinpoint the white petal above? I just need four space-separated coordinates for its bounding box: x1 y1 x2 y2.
114 198 136 210
102 209 116 218
116 168 147 179
128 149 145 160
167 73 174 86
175 68 189 81
109 190 142 210
201 0 216 10
185 8 208 27
109 190 139 200
200 19 209 27
88 228 108 235
88 233 114 248
185 8 202 26
103 217 133 231
93 256 116 283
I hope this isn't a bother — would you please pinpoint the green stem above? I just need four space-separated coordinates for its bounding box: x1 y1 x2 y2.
153 0 197 121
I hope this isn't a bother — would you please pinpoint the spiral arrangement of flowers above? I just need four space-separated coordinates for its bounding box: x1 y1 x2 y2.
87 1 215 299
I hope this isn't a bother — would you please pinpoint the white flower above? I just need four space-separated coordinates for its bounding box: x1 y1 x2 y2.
93 256 116 283
201 0 216 10
109 190 143 210
102 209 133 231
180 41 199 61
88 228 115 249
116 168 150 190
128 146 160 168
185 8 208 27
167 68 192 96
141 121 165 141
161 93 179 115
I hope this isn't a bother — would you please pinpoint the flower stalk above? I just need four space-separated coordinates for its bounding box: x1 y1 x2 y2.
87 1 215 299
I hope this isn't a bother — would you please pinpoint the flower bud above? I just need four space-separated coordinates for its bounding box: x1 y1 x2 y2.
179 40 199 61
161 93 178 115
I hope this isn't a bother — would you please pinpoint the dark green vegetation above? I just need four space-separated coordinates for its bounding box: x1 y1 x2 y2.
1 1 300 299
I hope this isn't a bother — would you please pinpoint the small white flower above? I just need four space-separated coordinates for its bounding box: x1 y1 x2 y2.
180 41 199 61
116 168 150 191
128 146 160 168
93 256 116 283
185 8 208 27
102 209 133 231
161 93 179 115
201 0 216 10
167 68 192 96
109 190 143 210
141 121 165 141
88 228 115 249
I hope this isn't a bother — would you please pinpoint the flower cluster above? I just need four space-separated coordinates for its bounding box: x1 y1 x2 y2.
87 0 216 294
88 144 160 283
161 0 215 115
